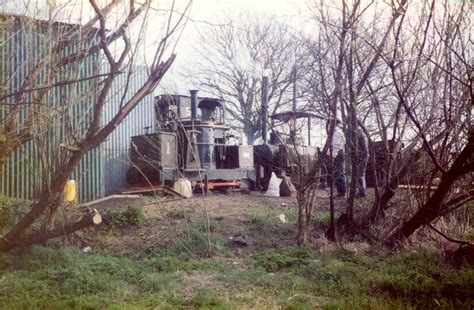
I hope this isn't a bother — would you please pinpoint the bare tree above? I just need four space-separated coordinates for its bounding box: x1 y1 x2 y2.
293 0 409 243
0 0 191 252
301 0 473 248
190 13 309 143
382 0 473 247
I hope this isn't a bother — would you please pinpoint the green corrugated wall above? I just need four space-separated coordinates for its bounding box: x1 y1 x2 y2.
0 14 104 202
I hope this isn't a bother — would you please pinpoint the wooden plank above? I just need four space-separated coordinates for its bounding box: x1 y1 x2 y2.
120 186 185 198
398 184 438 190
120 188 161 195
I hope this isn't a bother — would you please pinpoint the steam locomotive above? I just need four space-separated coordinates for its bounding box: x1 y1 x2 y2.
126 89 390 193
126 90 322 192
127 90 257 191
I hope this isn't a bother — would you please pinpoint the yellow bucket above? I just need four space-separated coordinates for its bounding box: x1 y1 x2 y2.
64 180 77 202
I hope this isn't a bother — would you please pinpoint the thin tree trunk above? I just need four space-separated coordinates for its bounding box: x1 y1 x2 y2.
5 210 102 250
325 152 338 241
385 131 473 247
296 194 307 245
0 151 84 252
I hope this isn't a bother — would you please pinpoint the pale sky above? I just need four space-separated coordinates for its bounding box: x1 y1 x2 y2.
0 0 306 94
191 0 303 18
158 0 307 93
0 0 321 143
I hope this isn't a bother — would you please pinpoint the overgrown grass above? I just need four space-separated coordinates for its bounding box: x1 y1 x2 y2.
253 245 316 271
248 209 332 246
101 205 146 229
226 246 473 309
467 202 474 241
248 208 296 248
167 221 225 258
1 202 473 310
0 195 32 234
0 246 228 309
0 244 473 309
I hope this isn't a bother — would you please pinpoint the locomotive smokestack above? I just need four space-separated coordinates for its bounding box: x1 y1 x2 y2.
261 70 269 143
190 89 198 120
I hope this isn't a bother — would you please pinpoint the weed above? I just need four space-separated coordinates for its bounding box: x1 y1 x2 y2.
253 246 316 272
0 195 31 234
167 208 187 219
249 210 269 231
206 219 219 232
312 211 330 229
280 293 312 310
170 223 225 257
143 195 159 203
140 272 177 293
0 253 10 269
102 205 146 228
248 209 296 247
146 254 185 272
186 288 227 308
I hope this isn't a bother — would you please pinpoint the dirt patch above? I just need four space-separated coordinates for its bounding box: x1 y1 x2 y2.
88 190 358 256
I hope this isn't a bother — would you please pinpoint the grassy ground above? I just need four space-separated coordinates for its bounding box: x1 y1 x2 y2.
0 193 473 309
0 243 472 309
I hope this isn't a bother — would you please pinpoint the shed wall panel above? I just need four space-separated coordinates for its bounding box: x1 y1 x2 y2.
102 67 155 195
0 15 103 202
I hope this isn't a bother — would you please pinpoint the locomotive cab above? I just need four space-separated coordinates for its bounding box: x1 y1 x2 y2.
198 99 225 124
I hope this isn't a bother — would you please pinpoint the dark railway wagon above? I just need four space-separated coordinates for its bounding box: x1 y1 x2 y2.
253 111 320 189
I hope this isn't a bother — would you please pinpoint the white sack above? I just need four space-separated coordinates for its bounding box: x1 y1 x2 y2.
264 172 282 197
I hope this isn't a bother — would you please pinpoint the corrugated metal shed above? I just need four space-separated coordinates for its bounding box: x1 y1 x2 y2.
102 67 155 195
0 14 103 202
1 15 40 199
